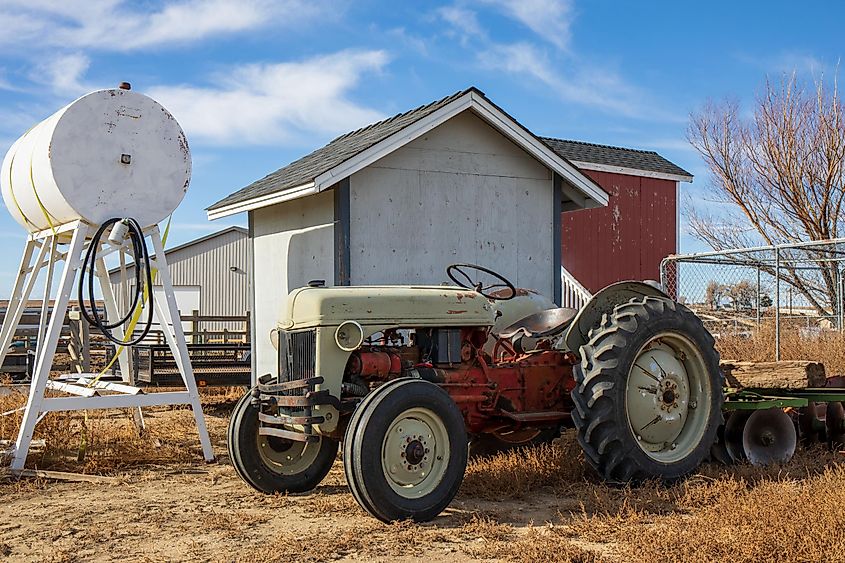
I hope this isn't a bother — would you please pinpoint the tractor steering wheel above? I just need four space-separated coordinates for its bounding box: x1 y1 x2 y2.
446 263 517 301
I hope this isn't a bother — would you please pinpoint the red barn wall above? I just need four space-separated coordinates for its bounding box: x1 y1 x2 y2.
561 170 677 293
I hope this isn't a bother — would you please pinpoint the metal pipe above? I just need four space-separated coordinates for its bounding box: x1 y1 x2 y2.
775 248 780 361
756 266 761 326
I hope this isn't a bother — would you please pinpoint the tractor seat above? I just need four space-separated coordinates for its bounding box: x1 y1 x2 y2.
497 307 578 339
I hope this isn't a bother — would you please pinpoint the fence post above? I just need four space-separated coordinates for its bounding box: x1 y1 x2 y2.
190 309 199 345
756 266 761 326
840 268 844 333
775 247 781 361
245 312 251 344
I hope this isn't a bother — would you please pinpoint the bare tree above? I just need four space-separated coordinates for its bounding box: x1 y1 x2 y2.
704 280 726 310
726 280 756 310
688 74 845 314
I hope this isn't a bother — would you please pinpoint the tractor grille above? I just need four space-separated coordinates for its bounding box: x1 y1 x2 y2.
280 329 316 395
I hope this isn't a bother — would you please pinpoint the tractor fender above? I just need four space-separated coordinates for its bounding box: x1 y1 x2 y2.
563 280 668 353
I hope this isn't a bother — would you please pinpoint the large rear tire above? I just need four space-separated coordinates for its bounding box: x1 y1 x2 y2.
343 378 468 522
571 296 722 483
228 385 338 494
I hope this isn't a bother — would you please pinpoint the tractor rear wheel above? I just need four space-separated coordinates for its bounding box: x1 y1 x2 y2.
571 296 722 483
343 378 467 523
228 385 338 494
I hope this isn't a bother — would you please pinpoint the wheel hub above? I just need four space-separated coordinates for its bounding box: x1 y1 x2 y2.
405 439 425 465
381 408 450 499
625 335 711 463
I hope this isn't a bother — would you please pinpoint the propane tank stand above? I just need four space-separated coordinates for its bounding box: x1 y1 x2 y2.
0 219 214 470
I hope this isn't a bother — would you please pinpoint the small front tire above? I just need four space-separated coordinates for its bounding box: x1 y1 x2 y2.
343 378 468 523
228 385 338 494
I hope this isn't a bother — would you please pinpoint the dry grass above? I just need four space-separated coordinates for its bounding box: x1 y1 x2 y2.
0 387 235 474
460 437 845 562
717 322 845 374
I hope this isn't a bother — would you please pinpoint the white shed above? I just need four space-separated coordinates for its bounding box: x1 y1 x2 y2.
208 87 609 376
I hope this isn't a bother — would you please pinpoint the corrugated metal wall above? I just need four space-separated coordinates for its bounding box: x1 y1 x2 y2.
108 227 250 333
561 170 677 293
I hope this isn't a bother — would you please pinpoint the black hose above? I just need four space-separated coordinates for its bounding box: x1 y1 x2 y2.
78 217 154 347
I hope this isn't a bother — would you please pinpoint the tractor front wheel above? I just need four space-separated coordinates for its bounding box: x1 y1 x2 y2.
228 385 338 494
571 296 722 483
343 378 467 523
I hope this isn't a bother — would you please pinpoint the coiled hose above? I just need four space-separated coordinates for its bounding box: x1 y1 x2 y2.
78 217 154 346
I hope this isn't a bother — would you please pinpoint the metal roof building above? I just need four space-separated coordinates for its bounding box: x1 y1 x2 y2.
108 226 250 332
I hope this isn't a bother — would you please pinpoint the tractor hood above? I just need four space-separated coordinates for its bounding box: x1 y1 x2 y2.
280 285 497 329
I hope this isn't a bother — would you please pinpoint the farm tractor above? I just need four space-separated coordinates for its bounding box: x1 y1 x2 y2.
228 264 841 522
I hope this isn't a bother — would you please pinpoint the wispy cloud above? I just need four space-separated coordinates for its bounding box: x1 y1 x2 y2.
147 50 390 146
437 1 675 121
438 6 485 40
0 0 326 52
481 0 574 51
735 50 831 78
31 53 92 95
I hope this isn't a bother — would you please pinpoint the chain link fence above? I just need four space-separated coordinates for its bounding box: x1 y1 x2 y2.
660 239 845 360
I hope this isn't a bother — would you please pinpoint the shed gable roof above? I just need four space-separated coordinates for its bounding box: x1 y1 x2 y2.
207 87 609 219
541 138 693 182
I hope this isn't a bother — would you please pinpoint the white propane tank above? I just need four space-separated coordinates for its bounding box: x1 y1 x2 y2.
1 87 190 233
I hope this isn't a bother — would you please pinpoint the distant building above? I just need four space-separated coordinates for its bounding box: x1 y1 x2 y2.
108 226 250 333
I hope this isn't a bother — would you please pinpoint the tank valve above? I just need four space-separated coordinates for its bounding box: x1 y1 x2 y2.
107 219 130 245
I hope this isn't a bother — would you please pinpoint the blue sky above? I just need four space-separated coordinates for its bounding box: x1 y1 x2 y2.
0 0 841 293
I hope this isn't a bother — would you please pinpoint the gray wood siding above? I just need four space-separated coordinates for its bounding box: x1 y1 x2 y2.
348 110 555 297
109 228 250 332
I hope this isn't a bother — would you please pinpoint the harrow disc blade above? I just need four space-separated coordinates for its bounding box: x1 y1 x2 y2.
742 408 797 466
825 401 845 450
710 423 732 465
724 410 751 463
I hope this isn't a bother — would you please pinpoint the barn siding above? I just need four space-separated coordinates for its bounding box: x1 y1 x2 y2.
348 110 556 298
251 191 335 376
561 171 676 293
108 228 250 332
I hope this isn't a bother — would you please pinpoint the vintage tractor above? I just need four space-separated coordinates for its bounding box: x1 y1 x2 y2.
228 264 723 522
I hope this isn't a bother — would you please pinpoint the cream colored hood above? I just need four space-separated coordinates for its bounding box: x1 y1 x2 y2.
279 285 497 329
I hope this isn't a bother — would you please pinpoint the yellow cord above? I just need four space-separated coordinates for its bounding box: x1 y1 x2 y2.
87 216 172 385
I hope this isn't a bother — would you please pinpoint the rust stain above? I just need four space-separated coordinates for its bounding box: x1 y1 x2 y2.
447 310 467 315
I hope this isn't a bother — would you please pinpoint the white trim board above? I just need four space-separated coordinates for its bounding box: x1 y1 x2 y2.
207 92 610 220
208 182 317 221
569 160 693 183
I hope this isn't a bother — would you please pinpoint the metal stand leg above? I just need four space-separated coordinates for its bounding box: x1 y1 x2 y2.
0 240 43 367
12 227 87 470
149 227 214 462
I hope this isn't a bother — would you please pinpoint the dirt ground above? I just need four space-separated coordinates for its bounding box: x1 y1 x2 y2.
2 390 845 563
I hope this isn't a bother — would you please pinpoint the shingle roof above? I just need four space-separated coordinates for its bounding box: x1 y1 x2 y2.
540 138 693 180
208 88 479 211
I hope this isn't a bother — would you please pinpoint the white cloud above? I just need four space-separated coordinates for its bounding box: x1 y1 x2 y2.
147 50 390 146
0 0 324 51
32 53 92 95
478 42 650 118
481 0 574 51
437 6 485 39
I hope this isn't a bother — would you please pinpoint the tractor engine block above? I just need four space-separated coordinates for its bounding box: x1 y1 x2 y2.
342 327 577 434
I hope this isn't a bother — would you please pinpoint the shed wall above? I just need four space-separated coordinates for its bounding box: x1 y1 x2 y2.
560 170 677 293
348 110 556 297
251 191 334 376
